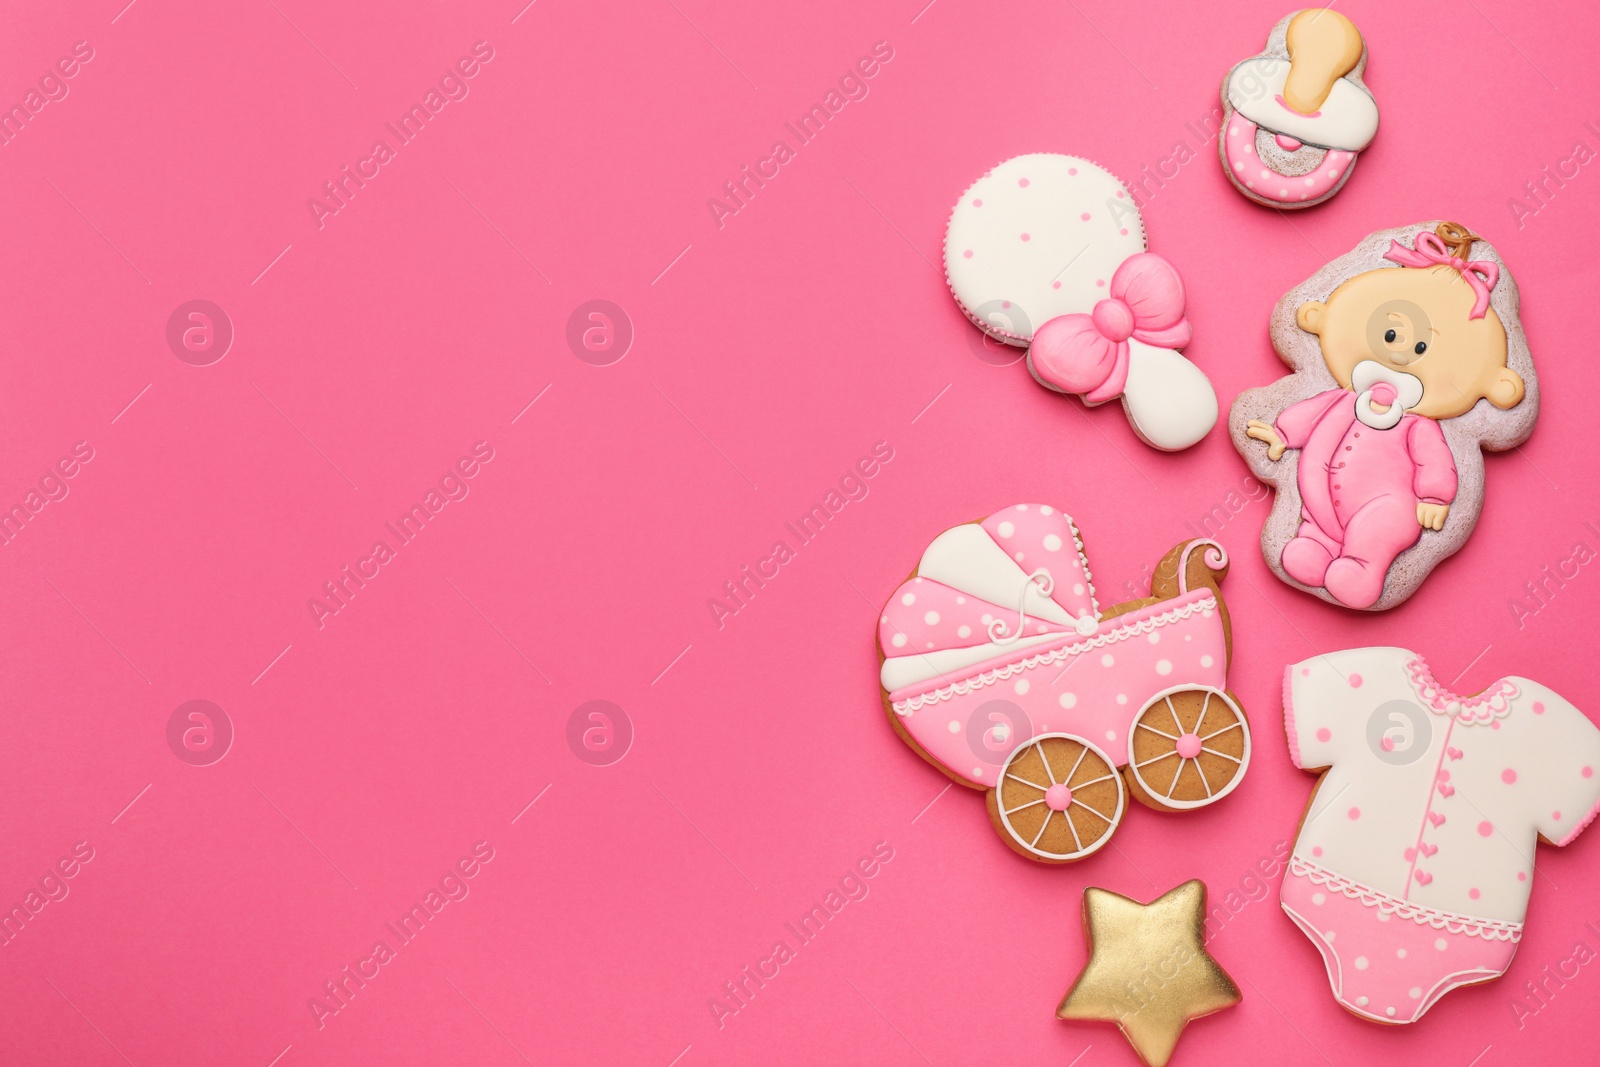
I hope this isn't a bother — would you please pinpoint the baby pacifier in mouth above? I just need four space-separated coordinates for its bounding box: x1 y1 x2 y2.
1219 9 1378 209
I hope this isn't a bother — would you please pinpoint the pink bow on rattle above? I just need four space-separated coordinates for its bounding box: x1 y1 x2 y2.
1383 230 1500 320
1029 253 1192 402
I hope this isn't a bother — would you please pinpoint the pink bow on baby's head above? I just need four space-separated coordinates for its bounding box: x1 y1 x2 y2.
1029 253 1191 403
1383 225 1500 320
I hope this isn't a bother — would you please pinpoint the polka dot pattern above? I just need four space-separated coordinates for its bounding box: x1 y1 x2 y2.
980 506 1096 618
1222 112 1357 204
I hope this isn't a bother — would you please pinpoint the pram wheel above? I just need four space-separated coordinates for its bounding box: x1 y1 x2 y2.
986 733 1126 863
1126 686 1251 811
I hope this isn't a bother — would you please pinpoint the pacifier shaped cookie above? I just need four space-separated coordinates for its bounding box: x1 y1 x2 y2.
1220 9 1378 209
1230 222 1537 611
944 154 1219 451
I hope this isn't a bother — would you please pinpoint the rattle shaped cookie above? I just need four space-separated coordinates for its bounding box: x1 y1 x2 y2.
944 154 1218 450
1231 221 1537 610
1281 648 1600 1024
875 504 1251 864
1220 9 1378 208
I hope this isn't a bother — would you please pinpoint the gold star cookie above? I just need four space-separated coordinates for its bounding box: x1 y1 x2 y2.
1057 880 1240 1067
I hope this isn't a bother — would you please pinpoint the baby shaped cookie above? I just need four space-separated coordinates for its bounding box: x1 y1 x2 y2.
1220 9 1378 208
944 154 1218 450
1231 222 1536 610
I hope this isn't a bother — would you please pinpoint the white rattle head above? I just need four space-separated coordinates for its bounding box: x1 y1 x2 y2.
943 154 1217 450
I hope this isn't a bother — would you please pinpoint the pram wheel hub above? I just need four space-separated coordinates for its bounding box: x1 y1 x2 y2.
1127 686 1251 812
988 733 1126 863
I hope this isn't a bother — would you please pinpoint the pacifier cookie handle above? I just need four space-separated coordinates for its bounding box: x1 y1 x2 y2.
1284 8 1364 114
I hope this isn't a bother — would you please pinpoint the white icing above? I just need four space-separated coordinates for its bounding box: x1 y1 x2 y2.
890 595 1219 714
1121 340 1218 450
918 523 1074 625
879 631 1063 692
1227 56 1378 152
1124 686 1250 810
1351 359 1424 431
991 733 1126 861
1287 647 1600 925
944 154 1144 345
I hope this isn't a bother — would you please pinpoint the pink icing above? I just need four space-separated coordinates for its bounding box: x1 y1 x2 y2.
1044 784 1073 811
1274 392 1459 609
980 506 1096 617
1274 133 1303 151
1405 656 1518 722
1282 664 1304 769
1028 253 1191 405
1273 93 1321 118
1176 733 1202 760
889 589 1228 785
1282 861 1520 1024
1223 111 1356 204
1383 231 1500 321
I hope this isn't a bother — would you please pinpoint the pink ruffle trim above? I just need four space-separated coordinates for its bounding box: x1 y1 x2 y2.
1288 857 1523 942
1283 664 1303 769
1405 655 1518 724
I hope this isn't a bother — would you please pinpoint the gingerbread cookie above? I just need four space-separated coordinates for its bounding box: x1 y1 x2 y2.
875 504 1251 863
1059 879 1241 1066
1230 221 1537 610
1280 647 1600 1024
1220 9 1378 208
944 154 1218 450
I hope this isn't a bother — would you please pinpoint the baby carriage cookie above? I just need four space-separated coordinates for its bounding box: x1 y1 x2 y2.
944 154 1218 451
1231 221 1536 610
1280 648 1600 1023
1220 9 1378 208
875 504 1251 863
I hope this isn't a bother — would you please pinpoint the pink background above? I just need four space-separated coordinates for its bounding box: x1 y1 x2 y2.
1 0 1597 1063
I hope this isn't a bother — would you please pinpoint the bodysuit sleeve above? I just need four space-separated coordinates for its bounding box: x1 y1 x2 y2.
1273 389 1343 451
1525 687 1600 845
1283 649 1387 770
1406 417 1459 505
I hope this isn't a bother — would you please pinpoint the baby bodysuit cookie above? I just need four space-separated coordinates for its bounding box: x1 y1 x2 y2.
1220 9 1378 208
1280 647 1600 1024
944 154 1218 450
875 504 1251 864
1230 221 1537 610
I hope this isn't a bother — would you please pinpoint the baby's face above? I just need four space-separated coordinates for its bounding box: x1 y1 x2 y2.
1296 266 1523 419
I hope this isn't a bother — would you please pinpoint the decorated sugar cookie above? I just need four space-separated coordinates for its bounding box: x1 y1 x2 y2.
875 504 1251 863
944 154 1218 450
1220 9 1378 208
1059 879 1241 1066
1231 221 1537 610
1281 647 1600 1024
